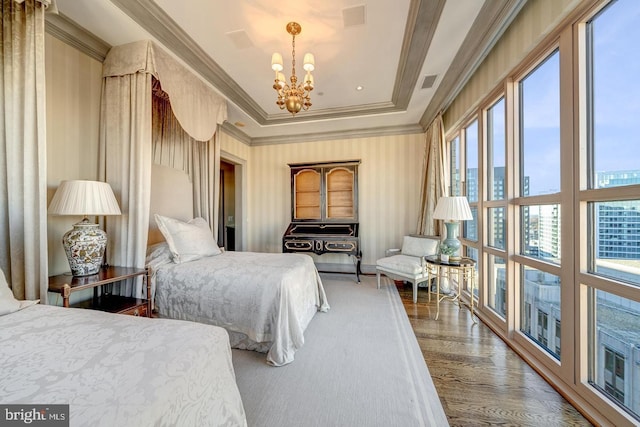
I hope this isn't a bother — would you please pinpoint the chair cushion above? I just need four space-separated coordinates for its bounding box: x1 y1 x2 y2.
376 254 424 275
401 236 439 257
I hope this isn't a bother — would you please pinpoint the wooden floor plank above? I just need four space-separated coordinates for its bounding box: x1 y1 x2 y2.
394 282 593 426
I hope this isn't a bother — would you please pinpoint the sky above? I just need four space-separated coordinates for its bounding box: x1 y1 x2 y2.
465 0 640 196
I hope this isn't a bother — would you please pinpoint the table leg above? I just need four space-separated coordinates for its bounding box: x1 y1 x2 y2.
435 265 441 320
62 284 70 308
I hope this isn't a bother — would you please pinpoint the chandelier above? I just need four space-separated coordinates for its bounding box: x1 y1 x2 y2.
271 22 314 116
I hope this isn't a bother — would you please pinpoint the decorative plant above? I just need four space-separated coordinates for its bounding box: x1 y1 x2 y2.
439 243 456 256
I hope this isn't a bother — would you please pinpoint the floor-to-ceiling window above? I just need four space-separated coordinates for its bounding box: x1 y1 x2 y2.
443 0 640 424
583 0 640 419
485 97 507 318
516 49 563 361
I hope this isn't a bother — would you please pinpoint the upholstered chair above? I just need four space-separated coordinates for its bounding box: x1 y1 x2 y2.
376 235 440 303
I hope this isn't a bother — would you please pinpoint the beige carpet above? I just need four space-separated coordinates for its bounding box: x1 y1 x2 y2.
232 273 448 427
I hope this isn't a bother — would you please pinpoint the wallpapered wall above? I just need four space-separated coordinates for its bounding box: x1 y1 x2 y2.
45 35 103 277
221 133 427 271
45 33 428 279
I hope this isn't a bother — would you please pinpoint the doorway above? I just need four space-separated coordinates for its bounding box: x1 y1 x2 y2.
219 159 236 250
219 151 246 251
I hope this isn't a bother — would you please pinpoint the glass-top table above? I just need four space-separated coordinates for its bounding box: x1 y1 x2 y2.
424 255 477 323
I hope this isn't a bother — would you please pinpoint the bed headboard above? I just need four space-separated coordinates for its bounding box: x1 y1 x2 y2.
148 163 194 245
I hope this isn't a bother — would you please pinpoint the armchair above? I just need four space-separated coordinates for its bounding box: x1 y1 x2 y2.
376 235 440 303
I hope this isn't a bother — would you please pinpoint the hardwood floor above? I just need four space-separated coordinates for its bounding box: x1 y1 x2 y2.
395 282 593 427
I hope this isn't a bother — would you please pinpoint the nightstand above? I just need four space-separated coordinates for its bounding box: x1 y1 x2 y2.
48 266 151 317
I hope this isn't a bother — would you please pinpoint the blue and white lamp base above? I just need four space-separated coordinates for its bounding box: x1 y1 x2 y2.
62 218 107 276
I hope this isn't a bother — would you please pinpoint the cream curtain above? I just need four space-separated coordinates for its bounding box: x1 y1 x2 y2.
98 73 153 297
416 114 448 236
0 0 54 301
99 41 226 298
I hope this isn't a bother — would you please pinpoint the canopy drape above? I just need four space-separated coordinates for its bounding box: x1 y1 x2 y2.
0 0 56 301
99 40 226 297
152 86 219 228
416 114 448 236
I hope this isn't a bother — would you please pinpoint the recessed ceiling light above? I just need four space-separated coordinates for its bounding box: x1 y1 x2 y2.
356 86 364 91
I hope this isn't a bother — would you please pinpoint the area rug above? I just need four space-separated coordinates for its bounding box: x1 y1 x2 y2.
231 273 448 427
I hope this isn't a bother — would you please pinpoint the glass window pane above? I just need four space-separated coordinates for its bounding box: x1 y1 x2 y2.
488 207 506 250
521 266 561 360
590 0 640 189
521 205 561 264
466 120 478 202
487 98 506 201
463 207 478 242
450 136 460 196
589 200 640 286
589 289 640 418
488 254 506 317
520 51 560 197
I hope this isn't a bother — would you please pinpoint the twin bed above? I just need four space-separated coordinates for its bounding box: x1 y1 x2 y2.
148 214 330 367
0 304 247 426
147 243 329 366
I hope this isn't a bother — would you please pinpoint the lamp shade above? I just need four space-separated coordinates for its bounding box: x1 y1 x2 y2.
271 52 284 71
433 196 472 221
303 53 315 71
48 180 121 216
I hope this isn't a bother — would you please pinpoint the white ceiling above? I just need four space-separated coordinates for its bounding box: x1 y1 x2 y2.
49 0 525 144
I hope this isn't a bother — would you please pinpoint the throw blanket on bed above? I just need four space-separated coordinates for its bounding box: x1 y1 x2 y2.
151 250 329 366
0 305 247 427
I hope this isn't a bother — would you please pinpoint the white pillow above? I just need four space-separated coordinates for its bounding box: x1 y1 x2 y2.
154 214 221 263
0 269 38 315
0 268 21 316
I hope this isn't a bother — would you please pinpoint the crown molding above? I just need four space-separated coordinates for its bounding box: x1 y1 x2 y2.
220 122 252 146
420 0 528 129
392 0 446 109
45 12 111 62
249 124 424 146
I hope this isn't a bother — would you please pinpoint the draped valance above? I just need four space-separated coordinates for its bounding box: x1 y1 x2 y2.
103 40 227 142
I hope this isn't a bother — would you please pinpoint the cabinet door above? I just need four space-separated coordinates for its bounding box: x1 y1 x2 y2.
325 167 355 219
293 169 321 220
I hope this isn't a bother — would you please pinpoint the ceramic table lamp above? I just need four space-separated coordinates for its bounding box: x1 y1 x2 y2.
48 180 121 276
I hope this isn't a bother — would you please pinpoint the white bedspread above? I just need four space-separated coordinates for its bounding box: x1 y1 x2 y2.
0 304 247 427
151 250 330 366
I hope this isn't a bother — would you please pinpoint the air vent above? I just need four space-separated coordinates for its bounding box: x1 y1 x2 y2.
225 30 254 50
343 5 366 28
421 74 437 89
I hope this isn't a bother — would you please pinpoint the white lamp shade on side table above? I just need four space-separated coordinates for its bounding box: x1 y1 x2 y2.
48 180 121 276
433 196 473 261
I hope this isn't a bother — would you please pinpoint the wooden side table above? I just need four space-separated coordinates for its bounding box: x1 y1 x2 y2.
48 266 151 317
425 256 477 323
